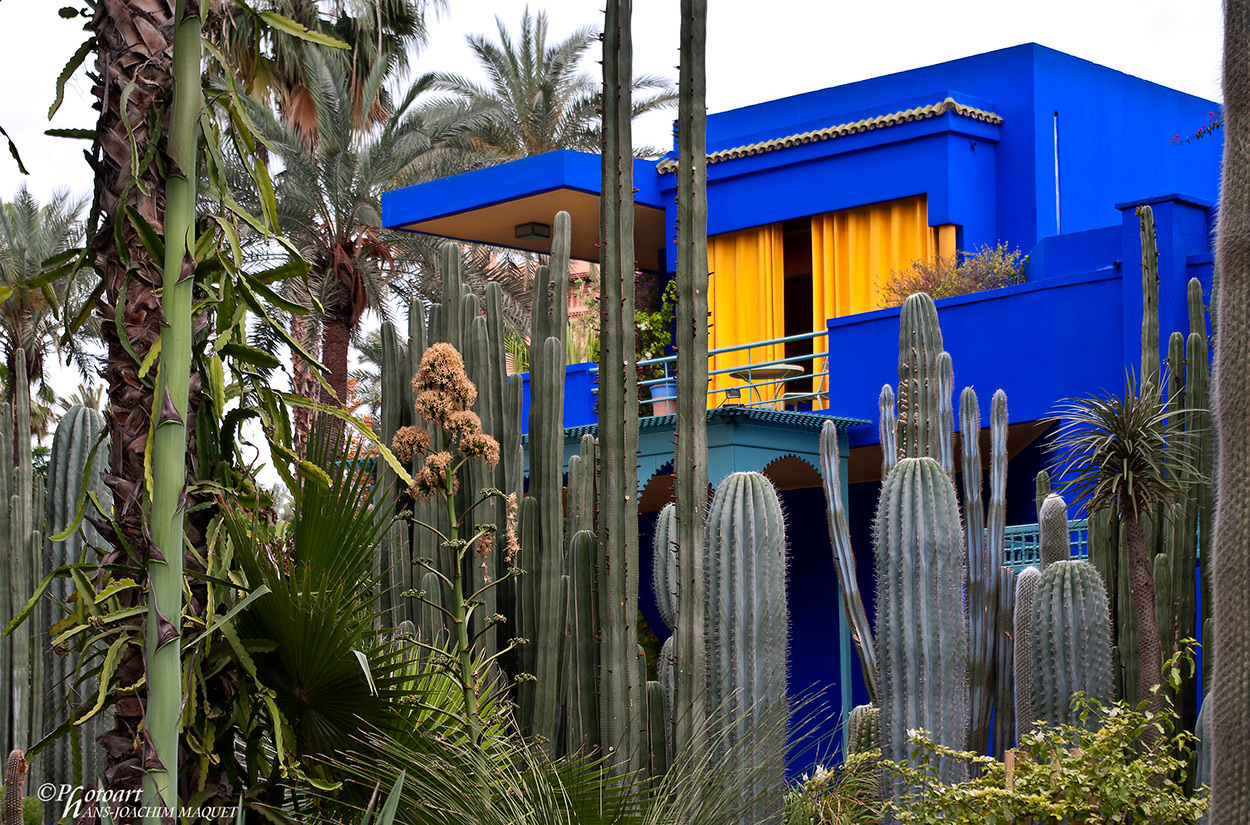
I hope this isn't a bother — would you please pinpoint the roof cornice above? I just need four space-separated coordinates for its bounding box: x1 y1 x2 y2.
655 96 1003 174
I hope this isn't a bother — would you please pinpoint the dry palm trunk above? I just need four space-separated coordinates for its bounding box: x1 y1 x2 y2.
290 312 321 455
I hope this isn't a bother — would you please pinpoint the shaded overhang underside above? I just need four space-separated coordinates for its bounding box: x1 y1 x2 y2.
391 187 665 271
847 419 1055 485
382 150 667 271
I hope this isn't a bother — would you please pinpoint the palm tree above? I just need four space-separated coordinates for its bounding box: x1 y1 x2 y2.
0 188 93 394
206 0 446 142
1050 372 1200 739
246 53 435 407
419 7 677 171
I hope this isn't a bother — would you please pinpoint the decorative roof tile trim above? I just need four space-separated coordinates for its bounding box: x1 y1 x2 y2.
543 408 870 442
655 97 1003 174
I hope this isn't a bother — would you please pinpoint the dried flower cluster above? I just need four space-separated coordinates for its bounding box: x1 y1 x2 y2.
413 342 477 422
408 451 456 499
391 425 431 465
503 492 521 562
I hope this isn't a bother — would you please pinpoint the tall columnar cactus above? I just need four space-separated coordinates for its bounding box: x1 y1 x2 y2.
896 294 947 461
705 472 788 823
962 387 1008 756
1035 470 1051 520
43 406 109 792
599 0 645 774
1033 559 1115 728
992 565 1016 759
1013 566 1043 739
671 0 710 764
2 355 44 789
1039 494 1072 569
1211 3 1250 814
876 457 968 803
819 421 877 703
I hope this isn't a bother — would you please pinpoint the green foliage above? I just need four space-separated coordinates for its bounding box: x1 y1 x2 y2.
880 242 1024 308
884 692 1206 825
22 796 41 825
635 277 676 381
1049 371 1200 521
784 754 883 825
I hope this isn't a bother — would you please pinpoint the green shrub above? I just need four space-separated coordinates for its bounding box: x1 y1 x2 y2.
883 693 1207 825
880 242 1024 308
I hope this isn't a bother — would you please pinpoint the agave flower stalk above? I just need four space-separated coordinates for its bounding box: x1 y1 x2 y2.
145 0 199 816
398 343 519 747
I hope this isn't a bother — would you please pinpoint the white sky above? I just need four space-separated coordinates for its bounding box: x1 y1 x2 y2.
0 0 1227 448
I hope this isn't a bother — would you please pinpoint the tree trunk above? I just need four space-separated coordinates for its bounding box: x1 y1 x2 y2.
1125 511 1164 741
290 313 321 455
322 314 351 406
89 0 176 805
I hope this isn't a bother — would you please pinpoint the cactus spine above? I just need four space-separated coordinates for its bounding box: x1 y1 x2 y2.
705 472 788 823
992 565 1016 759
599 0 645 773
877 457 968 801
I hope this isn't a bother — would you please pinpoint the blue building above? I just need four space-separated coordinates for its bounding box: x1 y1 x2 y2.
382 43 1220 761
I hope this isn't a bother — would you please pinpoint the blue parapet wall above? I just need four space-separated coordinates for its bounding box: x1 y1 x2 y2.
517 361 598 435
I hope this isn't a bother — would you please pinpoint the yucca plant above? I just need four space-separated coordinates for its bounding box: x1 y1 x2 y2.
1049 370 1201 739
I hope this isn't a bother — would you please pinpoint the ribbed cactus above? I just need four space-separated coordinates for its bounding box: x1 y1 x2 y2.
1014 566 1043 738
896 295 947 461
652 504 678 630
646 680 669 778
1033 559 1115 728
599 0 645 774
818 421 877 704
43 406 108 792
1038 494 1072 569
705 472 788 822
847 703 880 756
1035 470 1050 520
876 457 968 801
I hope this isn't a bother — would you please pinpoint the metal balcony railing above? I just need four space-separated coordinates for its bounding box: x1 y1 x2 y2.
589 329 833 411
1003 518 1090 570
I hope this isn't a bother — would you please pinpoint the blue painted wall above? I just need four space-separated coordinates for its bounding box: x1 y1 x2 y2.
518 362 598 435
827 194 1214 450
654 44 1220 270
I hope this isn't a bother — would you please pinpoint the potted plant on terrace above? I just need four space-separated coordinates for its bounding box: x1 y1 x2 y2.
635 272 677 414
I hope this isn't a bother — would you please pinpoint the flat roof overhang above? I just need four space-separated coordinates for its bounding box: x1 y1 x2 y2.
381 149 667 271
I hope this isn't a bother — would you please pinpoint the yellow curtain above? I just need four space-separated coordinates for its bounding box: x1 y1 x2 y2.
810 195 935 322
707 224 785 403
809 196 936 409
